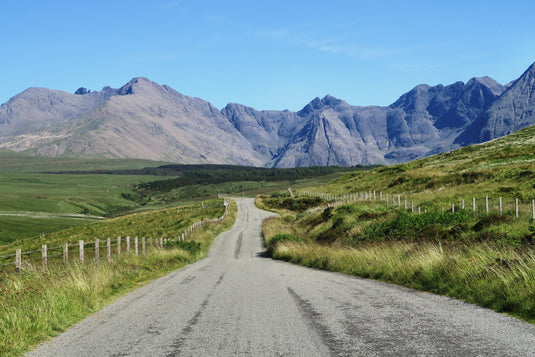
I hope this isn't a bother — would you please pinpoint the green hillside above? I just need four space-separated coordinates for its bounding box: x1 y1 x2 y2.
261 125 535 323
320 124 535 210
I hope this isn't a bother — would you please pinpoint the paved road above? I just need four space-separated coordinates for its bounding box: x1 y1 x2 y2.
29 198 535 356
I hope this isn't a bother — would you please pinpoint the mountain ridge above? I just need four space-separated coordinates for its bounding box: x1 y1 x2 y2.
1 62 535 167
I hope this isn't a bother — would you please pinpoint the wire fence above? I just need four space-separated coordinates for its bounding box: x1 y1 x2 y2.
0 205 228 273
299 189 535 221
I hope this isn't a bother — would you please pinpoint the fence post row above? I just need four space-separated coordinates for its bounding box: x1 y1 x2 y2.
8 201 229 270
304 190 535 221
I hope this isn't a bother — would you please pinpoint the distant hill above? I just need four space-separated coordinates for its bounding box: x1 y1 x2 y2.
1 62 535 167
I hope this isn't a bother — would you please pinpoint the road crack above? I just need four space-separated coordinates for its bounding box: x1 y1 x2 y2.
235 232 243 260
166 273 225 356
287 287 343 357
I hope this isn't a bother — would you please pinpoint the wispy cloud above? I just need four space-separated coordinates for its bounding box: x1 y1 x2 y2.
253 27 400 61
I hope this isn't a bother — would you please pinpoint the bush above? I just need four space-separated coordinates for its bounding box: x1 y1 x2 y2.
164 240 201 255
472 214 513 232
357 210 471 243
266 233 301 255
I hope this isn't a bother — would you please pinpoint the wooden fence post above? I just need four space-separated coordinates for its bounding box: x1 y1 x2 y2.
63 242 69 263
473 197 476 214
95 239 99 263
135 237 139 256
532 200 535 221
160 237 163 247
16 249 21 271
461 199 465 210
79 240 84 263
107 238 111 262
118 236 121 255
142 237 146 254
452 203 455 213
411 201 414 213
515 198 519 219
499 197 503 215
42 244 47 267
126 236 130 253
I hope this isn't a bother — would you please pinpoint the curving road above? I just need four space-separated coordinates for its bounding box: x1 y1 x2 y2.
29 198 535 356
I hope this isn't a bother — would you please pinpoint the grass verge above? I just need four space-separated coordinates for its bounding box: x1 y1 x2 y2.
260 195 535 323
0 201 236 357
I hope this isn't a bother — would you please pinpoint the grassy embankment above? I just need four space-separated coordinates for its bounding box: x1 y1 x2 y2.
0 153 361 241
0 199 236 357
0 153 171 242
260 125 535 323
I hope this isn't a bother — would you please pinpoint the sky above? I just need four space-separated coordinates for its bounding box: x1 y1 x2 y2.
1 0 534 111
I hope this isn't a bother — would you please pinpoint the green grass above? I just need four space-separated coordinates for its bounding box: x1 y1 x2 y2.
261 196 535 323
304 125 535 212
258 125 535 324
0 200 237 357
0 199 227 263
0 172 164 240
0 150 170 173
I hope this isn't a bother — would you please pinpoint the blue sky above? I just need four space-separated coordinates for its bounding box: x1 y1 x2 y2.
2 0 534 111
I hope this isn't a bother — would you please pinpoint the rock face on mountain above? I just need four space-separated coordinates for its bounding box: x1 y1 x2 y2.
0 78 265 166
223 77 506 167
455 63 535 145
1 62 534 167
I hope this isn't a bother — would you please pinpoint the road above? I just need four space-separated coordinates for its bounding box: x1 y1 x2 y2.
29 198 535 356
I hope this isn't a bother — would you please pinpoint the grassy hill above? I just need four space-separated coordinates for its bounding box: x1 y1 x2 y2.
321 124 535 209
260 125 535 323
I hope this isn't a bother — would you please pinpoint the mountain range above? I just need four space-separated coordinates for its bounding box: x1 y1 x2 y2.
1 62 535 167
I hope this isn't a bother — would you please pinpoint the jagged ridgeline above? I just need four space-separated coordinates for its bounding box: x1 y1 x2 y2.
1 62 535 167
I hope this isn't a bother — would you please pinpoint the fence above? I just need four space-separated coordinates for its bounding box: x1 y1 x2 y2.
0 205 228 272
299 189 535 220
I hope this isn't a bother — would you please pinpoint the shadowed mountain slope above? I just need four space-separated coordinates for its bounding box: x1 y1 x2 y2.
1 62 535 167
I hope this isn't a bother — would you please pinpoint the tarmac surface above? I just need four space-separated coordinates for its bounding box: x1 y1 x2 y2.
28 198 535 356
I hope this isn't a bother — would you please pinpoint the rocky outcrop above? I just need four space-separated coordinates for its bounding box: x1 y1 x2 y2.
1 62 534 167
455 63 535 145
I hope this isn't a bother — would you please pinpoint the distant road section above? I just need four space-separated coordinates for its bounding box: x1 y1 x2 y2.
28 198 535 356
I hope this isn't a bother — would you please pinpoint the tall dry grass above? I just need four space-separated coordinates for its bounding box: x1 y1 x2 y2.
0 201 236 357
269 236 535 323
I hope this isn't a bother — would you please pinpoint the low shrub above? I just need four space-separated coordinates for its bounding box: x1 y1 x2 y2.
266 233 301 256
473 214 513 232
164 240 202 255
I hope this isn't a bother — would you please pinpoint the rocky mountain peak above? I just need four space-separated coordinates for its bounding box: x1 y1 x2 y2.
466 76 505 96
74 87 90 95
297 95 344 117
117 77 155 96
